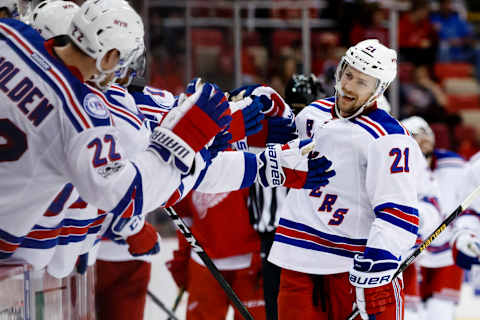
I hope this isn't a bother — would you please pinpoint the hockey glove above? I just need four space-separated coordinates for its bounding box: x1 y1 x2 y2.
166 231 191 289
256 139 335 189
349 248 402 320
148 82 232 173
104 215 161 257
248 117 298 147
228 97 264 142
208 130 232 160
126 222 160 257
229 84 293 119
452 231 480 270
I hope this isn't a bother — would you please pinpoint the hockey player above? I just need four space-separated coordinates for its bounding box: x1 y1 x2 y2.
267 39 424 320
30 0 79 39
402 116 466 320
284 73 326 115
0 0 17 18
1 0 335 262
167 189 267 320
449 151 480 275
0 0 238 259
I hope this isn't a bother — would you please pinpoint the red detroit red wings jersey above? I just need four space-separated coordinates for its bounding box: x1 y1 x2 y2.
174 189 260 259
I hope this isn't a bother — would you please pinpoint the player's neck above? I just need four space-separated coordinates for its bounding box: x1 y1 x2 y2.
54 43 98 82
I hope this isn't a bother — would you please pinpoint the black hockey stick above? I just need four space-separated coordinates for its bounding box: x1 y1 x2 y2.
164 207 254 320
167 287 185 320
147 290 179 320
346 185 480 320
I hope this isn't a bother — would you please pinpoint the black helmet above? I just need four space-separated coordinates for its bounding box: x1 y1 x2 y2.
285 74 325 113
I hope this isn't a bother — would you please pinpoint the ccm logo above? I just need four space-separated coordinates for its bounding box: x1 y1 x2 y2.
349 274 391 286
114 19 128 27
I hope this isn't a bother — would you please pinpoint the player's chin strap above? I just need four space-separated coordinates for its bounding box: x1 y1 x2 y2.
334 82 381 120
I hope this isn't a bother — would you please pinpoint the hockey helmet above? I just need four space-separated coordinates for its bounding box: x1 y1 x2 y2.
401 116 435 155
335 39 397 116
31 1 79 39
68 0 144 74
285 73 325 113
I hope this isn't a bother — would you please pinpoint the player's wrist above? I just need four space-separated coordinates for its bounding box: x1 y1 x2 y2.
148 127 196 174
349 251 399 288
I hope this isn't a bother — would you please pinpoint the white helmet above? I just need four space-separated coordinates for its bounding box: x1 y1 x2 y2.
1 0 18 17
401 116 435 143
335 39 397 118
114 43 146 87
31 1 79 39
68 0 144 74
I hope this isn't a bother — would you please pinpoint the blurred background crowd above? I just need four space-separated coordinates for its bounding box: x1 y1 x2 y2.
121 0 480 161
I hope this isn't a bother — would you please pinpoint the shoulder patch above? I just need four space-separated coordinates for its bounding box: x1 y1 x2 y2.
83 93 109 119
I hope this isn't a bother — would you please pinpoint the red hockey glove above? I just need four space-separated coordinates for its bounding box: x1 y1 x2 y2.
148 81 232 173
125 221 160 257
228 97 264 142
104 214 161 257
354 279 403 318
349 249 402 319
166 231 191 289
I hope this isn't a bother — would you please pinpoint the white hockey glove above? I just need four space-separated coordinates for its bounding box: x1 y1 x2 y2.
256 139 335 189
452 231 480 270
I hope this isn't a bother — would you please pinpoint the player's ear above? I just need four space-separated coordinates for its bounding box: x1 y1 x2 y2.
101 49 120 72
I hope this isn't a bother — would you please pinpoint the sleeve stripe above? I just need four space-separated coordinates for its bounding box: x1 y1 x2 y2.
0 22 94 131
375 202 419 234
240 152 258 189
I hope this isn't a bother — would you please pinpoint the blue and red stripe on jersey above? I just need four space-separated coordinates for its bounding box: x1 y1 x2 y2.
110 163 144 219
89 84 144 130
352 109 410 140
0 20 111 132
374 202 419 234
21 213 107 249
309 97 334 113
432 149 465 170
131 90 172 119
0 229 23 259
274 217 367 258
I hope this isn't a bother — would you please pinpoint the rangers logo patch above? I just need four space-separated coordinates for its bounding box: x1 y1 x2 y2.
83 93 109 119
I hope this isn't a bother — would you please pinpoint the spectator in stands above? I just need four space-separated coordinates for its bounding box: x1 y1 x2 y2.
270 55 299 97
430 0 480 77
400 64 448 122
349 3 389 46
398 0 438 65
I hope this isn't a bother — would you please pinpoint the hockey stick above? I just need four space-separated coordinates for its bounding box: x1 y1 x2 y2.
164 207 254 320
346 184 480 320
167 287 185 320
147 290 179 320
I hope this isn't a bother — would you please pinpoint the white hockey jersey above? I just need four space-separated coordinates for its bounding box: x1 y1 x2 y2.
0 19 183 259
415 151 442 242
418 149 466 268
11 84 174 272
268 97 422 274
454 152 480 239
